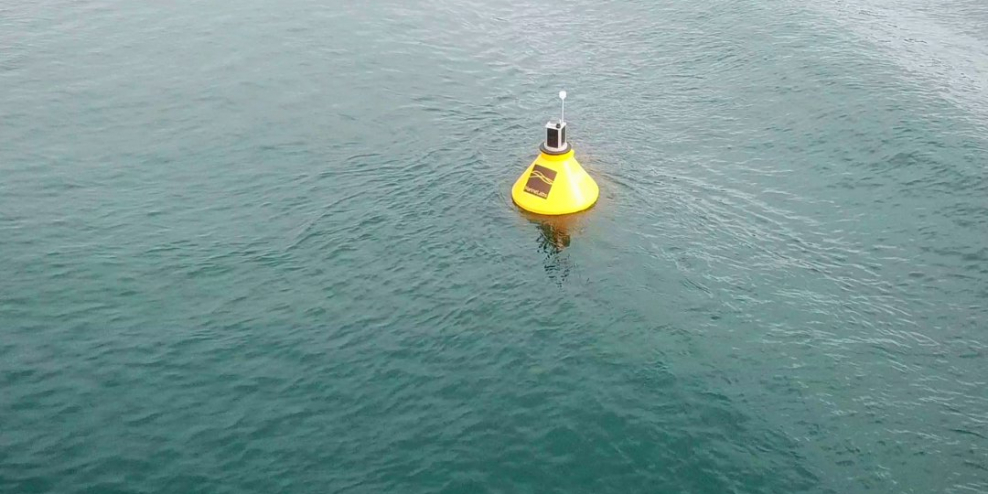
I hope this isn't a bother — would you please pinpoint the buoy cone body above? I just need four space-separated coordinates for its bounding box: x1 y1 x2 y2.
512 149 598 216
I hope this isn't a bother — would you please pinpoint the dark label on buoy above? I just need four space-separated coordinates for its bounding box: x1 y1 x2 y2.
524 165 556 198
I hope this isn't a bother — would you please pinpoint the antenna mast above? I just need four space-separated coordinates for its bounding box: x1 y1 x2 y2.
559 90 567 123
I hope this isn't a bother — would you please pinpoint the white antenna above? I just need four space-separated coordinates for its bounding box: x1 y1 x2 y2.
559 90 567 123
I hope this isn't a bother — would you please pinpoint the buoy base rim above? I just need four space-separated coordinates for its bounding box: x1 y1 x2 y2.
512 196 597 216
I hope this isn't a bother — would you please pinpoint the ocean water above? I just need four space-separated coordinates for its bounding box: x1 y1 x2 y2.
2 0 987 492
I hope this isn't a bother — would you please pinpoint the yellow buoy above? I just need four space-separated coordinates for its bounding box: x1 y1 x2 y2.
512 91 598 216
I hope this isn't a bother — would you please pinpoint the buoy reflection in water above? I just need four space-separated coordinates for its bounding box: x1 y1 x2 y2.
521 211 591 283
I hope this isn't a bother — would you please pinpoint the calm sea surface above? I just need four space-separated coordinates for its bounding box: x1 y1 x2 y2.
2 1 987 492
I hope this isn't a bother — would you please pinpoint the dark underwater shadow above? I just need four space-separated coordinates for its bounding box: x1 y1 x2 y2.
519 210 593 285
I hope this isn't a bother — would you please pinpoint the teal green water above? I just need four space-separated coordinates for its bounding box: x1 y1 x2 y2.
2 1 987 492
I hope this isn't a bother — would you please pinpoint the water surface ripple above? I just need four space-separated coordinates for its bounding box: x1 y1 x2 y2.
1 1 986 493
